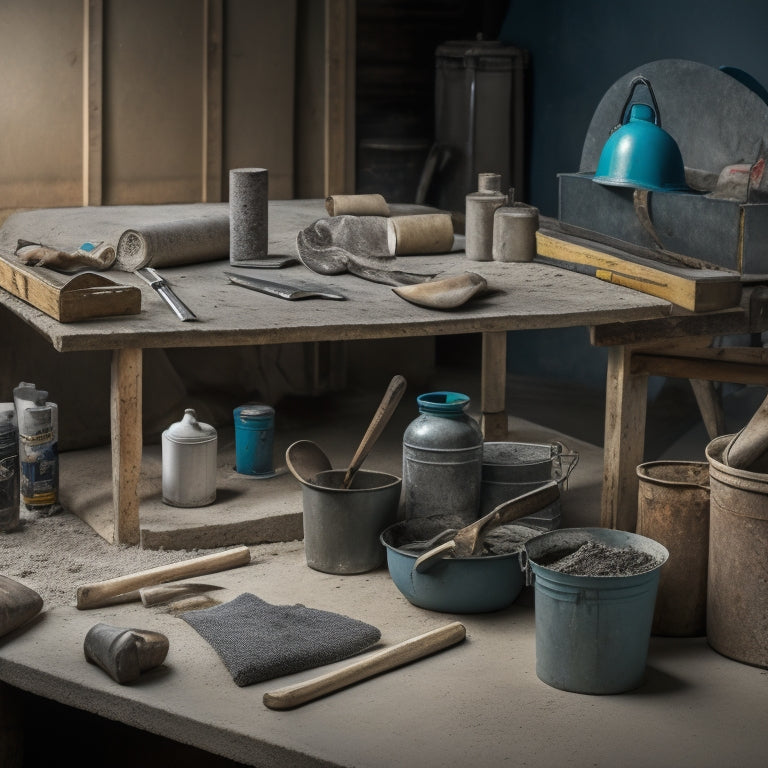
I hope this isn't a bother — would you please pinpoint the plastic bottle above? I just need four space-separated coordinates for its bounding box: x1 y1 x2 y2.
402 391 484 523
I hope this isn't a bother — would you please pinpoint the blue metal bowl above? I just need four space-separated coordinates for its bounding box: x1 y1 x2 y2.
380 516 526 613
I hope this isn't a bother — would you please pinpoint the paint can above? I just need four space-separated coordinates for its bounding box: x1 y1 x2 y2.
233 404 275 476
162 409 217 507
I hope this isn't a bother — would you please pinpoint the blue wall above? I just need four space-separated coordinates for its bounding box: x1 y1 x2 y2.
498 0 768 389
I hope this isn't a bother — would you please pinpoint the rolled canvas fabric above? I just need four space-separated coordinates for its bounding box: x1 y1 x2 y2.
0 203 231 271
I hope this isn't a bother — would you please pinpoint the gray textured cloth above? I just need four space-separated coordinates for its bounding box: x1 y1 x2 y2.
180 593 381 687
296 215 395 274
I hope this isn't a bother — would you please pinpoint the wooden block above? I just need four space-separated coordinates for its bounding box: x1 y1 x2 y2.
535 225 743 313
0 253 140 322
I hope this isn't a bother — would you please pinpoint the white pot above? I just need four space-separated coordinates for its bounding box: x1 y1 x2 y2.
161 408 217 507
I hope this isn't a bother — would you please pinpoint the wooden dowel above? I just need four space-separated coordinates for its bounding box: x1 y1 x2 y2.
263 622 466 710
76 546 251 609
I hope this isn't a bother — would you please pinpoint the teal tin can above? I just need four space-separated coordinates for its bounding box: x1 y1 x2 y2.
233 404 275 476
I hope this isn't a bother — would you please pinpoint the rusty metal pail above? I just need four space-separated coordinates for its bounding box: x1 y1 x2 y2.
705 435 768 669
636 461 710 637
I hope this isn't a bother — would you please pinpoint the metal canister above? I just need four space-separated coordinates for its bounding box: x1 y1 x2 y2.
161 408 217 507
0 405 20 531
19 401 59 509
402 391 483 523
233 404 275 476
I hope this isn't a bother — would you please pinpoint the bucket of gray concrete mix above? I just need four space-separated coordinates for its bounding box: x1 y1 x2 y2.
523 527 668 694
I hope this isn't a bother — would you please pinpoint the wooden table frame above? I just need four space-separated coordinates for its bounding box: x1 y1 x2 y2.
2 200 762 545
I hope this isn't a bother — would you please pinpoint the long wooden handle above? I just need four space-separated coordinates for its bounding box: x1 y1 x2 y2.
263 621 466 710
343 374 407 488
75 545 251 610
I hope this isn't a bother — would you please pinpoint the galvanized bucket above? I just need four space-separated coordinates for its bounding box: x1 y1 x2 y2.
706 434 768 669
636 460 710 637
301 469 402 575
523 527 668 694
480 441 578 525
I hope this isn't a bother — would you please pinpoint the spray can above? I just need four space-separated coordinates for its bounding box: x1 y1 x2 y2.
0 404 20 531
18 395 59 509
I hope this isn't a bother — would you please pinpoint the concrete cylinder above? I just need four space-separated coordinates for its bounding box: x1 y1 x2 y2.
230 168 268 264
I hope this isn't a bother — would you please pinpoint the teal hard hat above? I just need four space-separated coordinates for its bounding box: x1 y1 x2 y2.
593 77 689 193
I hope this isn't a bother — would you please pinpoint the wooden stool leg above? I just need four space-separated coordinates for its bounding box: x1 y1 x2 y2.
602 346 648 531
480 331 508 441
110 347 143 546
690 378 726 440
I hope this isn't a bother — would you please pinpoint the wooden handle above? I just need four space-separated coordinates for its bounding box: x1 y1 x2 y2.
76 546 251 610
263 621 466 710
342 374 407 488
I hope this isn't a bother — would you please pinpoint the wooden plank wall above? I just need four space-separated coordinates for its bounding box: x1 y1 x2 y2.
0 0 353 220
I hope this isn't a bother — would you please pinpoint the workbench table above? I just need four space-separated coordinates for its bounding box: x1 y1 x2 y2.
0 199 755 542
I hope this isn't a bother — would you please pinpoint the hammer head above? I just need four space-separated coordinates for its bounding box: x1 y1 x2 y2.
83 623 169 684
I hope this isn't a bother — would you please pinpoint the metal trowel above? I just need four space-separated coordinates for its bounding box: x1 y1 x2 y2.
413 481 560 573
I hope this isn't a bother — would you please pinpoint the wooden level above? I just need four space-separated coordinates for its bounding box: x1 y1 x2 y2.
535 223 743 312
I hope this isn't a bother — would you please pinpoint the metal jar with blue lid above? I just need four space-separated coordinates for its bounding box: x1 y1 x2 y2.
161 408 217 507
402 391 483 523
233 404 275 476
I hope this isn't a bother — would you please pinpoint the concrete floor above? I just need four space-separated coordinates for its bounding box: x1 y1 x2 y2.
3 367 768 767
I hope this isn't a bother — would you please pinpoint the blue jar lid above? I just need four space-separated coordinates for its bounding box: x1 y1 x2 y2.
416 391 470 414
234 404 274 423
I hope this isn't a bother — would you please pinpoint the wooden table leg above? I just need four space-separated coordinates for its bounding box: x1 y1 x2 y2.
601 345 648 531
481 331 508 441
110 347 143 545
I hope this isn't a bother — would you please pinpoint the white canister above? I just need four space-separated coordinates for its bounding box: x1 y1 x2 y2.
162 408 217 507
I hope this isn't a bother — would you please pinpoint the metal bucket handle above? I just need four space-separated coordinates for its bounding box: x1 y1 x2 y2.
551 441 579 488
519 549 535 587
615 75 662 130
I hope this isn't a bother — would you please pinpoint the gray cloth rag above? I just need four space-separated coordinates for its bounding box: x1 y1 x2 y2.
180 593 381 687
296 215 395 274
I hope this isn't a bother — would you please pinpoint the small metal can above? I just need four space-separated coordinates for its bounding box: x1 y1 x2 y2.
161 409 217 507
233 404 275 476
